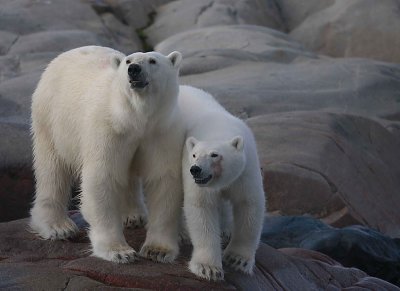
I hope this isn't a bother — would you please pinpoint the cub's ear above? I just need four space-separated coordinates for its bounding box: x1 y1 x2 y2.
111 55 122 70
167 51 182 68
231 136 244 151
186 136 198 152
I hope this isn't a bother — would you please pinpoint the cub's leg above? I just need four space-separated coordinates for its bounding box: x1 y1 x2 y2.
30 129 78 240
139 174 182 263
222 178 265 274
122 175 147 229
184 179 224 281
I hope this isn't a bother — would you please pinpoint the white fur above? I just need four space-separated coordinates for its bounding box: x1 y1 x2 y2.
30 46 184 264
179 86 265 280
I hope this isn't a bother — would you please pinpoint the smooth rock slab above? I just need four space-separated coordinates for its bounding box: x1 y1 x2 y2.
262 216 400 286
157 25 316 76
247 112 400 237
290 0 400 63
0 213 398 290
145 0 285 47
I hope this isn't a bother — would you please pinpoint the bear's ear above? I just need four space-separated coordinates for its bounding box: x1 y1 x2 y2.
111 55 122 70
186 136 198 152
231 136 244 151
167 51 182 68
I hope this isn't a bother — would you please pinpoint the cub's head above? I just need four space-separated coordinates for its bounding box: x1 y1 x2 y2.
113 51 182 97
186 136 246 189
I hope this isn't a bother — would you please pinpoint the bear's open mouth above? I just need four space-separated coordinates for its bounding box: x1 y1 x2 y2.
129 80 149 89
194 175 212 185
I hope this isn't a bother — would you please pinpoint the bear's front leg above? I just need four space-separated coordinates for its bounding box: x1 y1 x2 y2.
184 185 224 281
222 183 265 274
139 174 182 263
80 160 137 264
122 175 148 229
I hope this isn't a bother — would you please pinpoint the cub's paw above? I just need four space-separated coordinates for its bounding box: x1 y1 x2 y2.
223 252 254 274
139 245 177 263
93 246 138 264
124 214 147 229
30 217 79 240
189 261 224 281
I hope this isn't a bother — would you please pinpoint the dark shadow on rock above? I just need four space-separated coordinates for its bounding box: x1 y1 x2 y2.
262 215 400 286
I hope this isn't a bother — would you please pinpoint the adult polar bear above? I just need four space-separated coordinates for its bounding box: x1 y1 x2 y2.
30 46 184 263
179 86 265 280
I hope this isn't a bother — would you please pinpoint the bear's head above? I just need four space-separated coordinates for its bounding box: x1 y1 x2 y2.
113 51 182 100
186 136 246 189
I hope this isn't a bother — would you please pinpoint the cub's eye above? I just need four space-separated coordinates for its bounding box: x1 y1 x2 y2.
126 60 131 64
149 58 157 65
192 154 196 158
211 153 219 158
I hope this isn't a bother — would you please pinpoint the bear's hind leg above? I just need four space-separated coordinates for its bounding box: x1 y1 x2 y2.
30 132 78 240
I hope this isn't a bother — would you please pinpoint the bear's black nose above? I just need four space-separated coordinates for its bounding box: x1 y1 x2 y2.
190 165 202 177
128 64 141 77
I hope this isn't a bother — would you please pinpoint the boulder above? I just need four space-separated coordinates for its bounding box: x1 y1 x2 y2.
181 58 400 120
145 0 285 46
262 216 400 286
156 25 316 76
247 112 400 237
290 0 400 63
0 212 398 290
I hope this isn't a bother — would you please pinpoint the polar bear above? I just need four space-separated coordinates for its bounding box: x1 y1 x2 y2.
179 85 265 280
30 46 184 264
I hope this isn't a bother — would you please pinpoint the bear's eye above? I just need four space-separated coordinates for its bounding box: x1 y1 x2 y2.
211 153 219 158
192 154 196 158
126 60 131 64
149 58 157 65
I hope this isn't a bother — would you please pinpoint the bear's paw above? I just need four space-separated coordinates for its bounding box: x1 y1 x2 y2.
139 244 177 263
222 251 254 274
189 261 224 281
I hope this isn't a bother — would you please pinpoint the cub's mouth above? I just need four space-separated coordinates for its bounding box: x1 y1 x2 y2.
129 79 149 89
194 174 213 185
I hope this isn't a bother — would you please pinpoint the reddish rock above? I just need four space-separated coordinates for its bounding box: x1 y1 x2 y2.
0 214 398 290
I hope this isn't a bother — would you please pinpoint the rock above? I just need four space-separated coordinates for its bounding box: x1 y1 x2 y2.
156 25 316 76
8 30 104 55
0 119 33 222
145 0 285 47
0 213 398 290
0 30 18 55
0 55 19 82
247 112 400 237
290 0 400 63
262 216 400 286
0 0 106 35
181 58 400 120
276 0 335 30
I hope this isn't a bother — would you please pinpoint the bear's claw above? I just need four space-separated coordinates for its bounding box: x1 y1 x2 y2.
222 252 253 274
124 214 147 229
139 245 175 263
109 248 138 264
189 261 224 281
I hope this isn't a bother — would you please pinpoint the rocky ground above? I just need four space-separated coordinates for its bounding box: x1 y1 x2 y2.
1 0 400 289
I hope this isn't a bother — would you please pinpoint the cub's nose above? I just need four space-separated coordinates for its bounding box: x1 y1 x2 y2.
190 165 202 177
128 64 141 77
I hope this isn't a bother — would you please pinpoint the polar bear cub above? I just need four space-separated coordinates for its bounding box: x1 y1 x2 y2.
179 86 265 280
30 46 184 264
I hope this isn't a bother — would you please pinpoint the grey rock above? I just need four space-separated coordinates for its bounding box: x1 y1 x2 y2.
0 0 106 35
290 0 400 63
0 30 18 55
8 30 103 55
145 0 285 47
156 25 316 75
0 55 20 82
276 0 335 30
247 112 400 237
181 58 400 120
